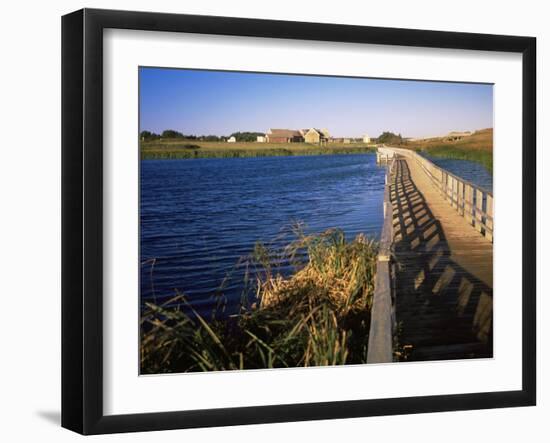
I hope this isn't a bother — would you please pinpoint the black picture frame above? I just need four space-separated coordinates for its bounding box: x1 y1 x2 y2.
61 8 536 435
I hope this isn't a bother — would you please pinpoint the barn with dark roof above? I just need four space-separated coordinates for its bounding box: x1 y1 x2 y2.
265 129 305 143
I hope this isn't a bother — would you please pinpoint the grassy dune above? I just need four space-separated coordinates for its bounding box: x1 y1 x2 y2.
141 140 375 160
404 128 493 172
140 228 378 374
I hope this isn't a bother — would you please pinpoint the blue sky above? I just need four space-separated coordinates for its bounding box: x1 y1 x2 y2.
139 67 493 138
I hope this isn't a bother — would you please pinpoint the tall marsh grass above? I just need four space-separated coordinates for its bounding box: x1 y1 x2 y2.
140 140 375 160
141 146 375 160
140 228 378 373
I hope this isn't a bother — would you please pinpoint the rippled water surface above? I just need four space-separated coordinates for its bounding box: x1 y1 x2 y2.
425 157 493 192
140 154 385 313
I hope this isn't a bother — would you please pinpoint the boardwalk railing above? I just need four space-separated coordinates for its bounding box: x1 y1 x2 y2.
382 147 493 242
367 158 396 363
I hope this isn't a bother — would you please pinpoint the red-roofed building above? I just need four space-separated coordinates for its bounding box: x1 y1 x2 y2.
265 129 305 143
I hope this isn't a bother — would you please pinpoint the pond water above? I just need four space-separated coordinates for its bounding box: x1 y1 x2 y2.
140 154 385 314
140 154 493 315
424 156 493 192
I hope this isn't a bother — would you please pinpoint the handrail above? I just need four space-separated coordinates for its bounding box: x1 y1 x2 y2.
385 146 492 196
367 158 395 363
381 146 494 242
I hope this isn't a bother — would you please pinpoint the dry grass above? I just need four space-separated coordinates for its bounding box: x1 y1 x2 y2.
140 227 378 373
403 128 493 171
259 230 376 315
405 128 493 152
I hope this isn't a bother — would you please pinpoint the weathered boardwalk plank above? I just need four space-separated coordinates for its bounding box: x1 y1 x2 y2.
389 156 493 361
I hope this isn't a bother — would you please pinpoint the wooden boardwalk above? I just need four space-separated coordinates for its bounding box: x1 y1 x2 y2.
368 148 493 363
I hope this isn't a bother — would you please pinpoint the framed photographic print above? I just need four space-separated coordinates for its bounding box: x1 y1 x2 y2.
61 8 536 435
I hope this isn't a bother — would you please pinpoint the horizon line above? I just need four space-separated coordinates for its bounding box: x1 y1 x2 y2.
140 127 493 140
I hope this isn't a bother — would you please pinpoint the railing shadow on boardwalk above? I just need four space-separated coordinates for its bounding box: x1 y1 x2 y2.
390 159 493 362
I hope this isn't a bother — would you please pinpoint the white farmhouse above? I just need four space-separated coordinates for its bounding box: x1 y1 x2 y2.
227 136 236 143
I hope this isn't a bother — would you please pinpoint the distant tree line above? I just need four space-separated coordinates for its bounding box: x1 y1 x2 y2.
140 129 266 142
374 131 405 145
140 130 227 142
229 132 264 142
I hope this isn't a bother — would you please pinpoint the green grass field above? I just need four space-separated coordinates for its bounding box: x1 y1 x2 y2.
404 128 493 172
141 140 376 160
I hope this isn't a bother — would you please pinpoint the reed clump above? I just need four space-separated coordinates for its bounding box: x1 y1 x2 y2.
140 228 378 373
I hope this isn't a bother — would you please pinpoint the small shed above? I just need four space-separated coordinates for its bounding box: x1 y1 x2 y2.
363 134 371 143
257 135 266 143
227 136 236 143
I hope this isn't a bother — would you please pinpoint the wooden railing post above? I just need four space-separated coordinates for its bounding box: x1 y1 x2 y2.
464 184 473 226
486 195 493 241
457 181 464 215
452 177 458 208
475 189 484 233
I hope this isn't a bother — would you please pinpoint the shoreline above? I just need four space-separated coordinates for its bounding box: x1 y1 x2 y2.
140 140 376 160
141 147 376 160
417 147 492 173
